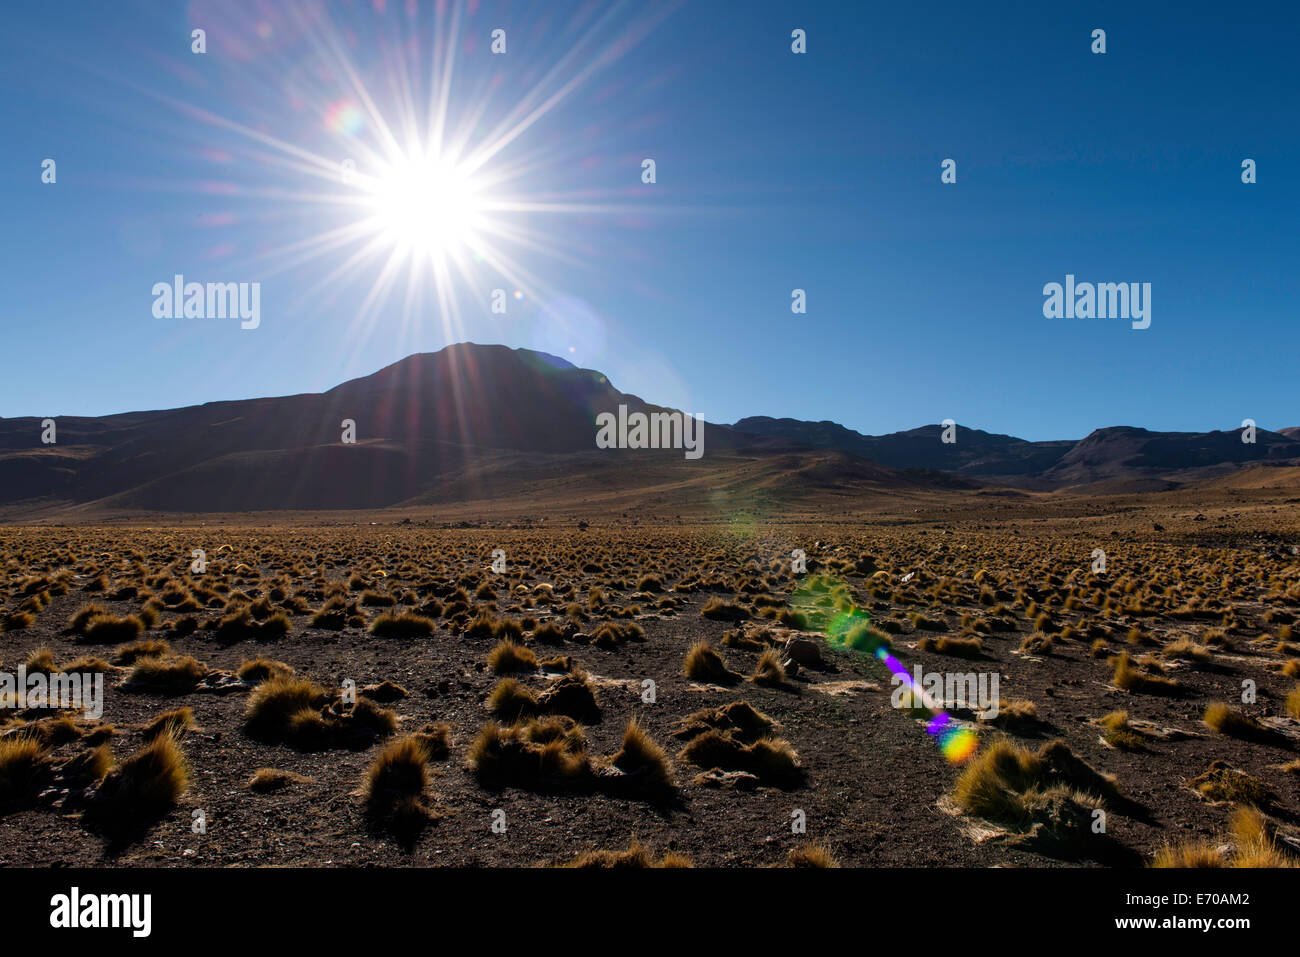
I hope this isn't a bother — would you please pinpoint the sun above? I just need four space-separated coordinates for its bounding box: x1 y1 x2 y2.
161 1 677 336
363 152 485 260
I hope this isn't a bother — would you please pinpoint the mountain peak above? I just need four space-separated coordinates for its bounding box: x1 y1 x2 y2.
3 342 1298 515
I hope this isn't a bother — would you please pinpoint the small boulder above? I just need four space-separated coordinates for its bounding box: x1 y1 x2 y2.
784 636 823 667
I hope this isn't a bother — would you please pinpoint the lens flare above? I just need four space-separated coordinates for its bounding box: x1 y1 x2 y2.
874 646 979 764
791 575 979 765
127 0 682 352
324 98 365 136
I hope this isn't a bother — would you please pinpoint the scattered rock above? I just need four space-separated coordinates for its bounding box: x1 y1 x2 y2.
784 637 823 667
692 769 760 791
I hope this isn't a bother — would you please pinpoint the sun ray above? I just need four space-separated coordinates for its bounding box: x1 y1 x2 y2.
66 0 687 352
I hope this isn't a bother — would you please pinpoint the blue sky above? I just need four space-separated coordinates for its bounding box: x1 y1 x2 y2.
2 0 1297 440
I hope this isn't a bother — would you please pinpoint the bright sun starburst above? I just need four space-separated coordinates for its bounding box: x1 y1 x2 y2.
121 0 681 351
362 152 485 262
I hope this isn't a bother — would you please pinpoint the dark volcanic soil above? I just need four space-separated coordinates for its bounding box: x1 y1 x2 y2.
1 499 1298 867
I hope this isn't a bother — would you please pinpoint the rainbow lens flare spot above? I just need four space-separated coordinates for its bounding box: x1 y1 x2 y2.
939 728 979 763
325 99 365 136
926 714 978 763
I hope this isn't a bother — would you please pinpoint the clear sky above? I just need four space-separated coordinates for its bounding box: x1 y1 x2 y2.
2 0 1297 440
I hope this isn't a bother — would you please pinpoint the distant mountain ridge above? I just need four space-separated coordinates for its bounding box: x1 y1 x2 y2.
729 417 1075 480
730 416 1300 490
0 342 1297 515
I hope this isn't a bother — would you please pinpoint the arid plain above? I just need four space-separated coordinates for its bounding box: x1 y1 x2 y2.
2 480 1298 868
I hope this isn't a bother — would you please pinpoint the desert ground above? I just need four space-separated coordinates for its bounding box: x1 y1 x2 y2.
1 485 1298 868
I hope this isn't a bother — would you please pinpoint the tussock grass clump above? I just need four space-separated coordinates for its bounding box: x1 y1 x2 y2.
951 737 1044 823
468 717 591 790
283 696 397 751
980 700 1038 732
776 608 811 630
256 611 290 639
604 717 675 801
1203 702 1279 745
245 676 328 736
1036 738 1119 801
212 605 289 642
749 648 787 687
1163 638 1211 663
361 679 407 702
464 611 499 638
360 589 396 607
673 700 775 744
1098 710 1147 751
0 735 48 806
1287 685 1300 719
157 584 200 610
93 733 188 815
788 842 839 868
533 621 566 644
488 638 537 674
683 641 737 684
701 598 750 622
831 621 890 654
1017 633 1053 655
412 722 452 761
309 604 349 630
68 604 108 636
538 654 572 673
950 736 1117 830
362 735 437 837
910 612 946 632
82 723 115 746
493 618 524 641
17 594 49 615
1152 806 1298 868
1016 783 1105 850
23 648 61 674
82 614 145 644
1229 806 1298 868
369 611 435 638
112 639 170 665
141 707 195 742
1125 627 1158 647
722 627 768 651
52 655 104 675
1189 760 1274 808
248 768 311 793
57 743 113 787
416 596 444 619
1110 652 1181 695
562 839 691 868
237 657 294 684
589 621 644 649
488 677 539 719
123 655 207 694
3 611 35 632
535 670 601 723
12 715 81 748
917 635 984 659
211 605 254 639
680 730 801 787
